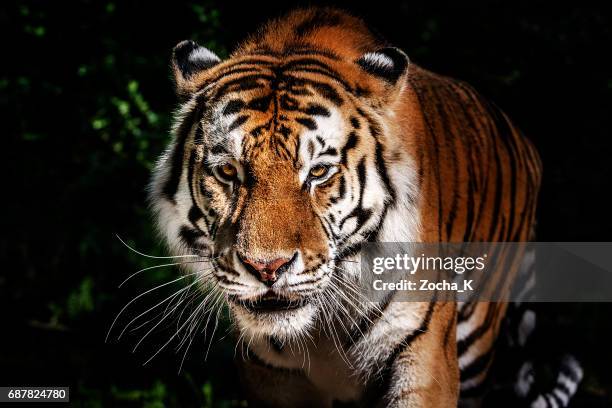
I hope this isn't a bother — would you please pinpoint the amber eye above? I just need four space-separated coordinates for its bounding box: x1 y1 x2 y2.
216 163 238 182
309 165 329 179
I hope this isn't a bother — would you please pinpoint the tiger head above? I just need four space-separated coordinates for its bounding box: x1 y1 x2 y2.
150 10 420 343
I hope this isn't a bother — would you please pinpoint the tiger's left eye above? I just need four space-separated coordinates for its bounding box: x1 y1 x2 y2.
220 163 237 178
214 163 238 182
309 165 329 179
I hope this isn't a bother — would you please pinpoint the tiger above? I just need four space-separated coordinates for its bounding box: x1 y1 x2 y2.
149 7 582 407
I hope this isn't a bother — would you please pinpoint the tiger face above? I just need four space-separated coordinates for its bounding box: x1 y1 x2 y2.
151 39 417 342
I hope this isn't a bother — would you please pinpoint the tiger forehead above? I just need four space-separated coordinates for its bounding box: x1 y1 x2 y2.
207 65 350 162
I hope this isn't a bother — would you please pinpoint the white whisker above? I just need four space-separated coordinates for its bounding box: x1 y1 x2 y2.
106 271 198 342
115 234 203 259
118 280 199 339
142 296 208 366
119 259 215 288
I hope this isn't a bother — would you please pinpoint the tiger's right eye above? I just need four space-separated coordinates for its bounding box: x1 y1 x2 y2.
309 165 329 179
214 163 238 183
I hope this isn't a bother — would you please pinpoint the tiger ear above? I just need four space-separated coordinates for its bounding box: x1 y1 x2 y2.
172 40 221 95
356 47 409 85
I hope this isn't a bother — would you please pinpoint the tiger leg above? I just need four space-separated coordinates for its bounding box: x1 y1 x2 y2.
382 302 460 407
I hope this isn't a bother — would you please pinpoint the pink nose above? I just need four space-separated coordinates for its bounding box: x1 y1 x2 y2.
240 255 293 284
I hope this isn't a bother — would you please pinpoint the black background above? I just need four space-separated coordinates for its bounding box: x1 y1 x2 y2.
1 1 611 406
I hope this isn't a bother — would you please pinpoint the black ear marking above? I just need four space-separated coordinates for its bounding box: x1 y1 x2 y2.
172 40 221 80
356 47 409 84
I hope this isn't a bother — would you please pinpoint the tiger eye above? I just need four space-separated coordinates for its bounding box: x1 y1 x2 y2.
309 165 328 178
220 163 237 178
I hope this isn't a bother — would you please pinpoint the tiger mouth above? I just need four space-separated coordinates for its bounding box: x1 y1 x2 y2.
231 293 309 313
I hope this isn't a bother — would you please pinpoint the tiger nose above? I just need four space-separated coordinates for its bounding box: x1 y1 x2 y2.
239 254 296 285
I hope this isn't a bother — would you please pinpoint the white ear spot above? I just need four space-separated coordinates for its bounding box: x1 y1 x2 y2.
189 47 221 65
173 40 221 80
361 52 395 69
356 47 409 84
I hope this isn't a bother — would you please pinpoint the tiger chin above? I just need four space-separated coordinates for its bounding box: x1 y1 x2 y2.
148 7 582 408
